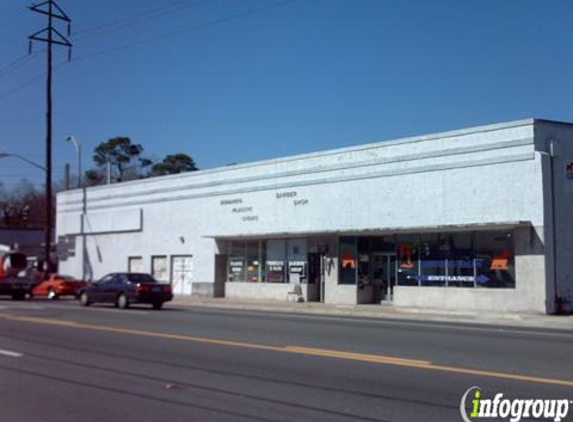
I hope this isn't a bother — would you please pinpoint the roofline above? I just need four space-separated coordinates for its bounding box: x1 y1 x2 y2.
59 117 569 196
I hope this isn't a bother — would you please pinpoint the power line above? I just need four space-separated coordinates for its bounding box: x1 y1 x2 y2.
0 73 43 101
74 0 218 40
73 0 302 62
0 53 41 81
0 0 301 102
0 61 68 102
0 54 29 75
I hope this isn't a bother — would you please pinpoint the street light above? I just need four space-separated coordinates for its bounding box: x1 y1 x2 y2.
65 136 87 281
65 136 81 188
0 151 46 172
0 150 50 275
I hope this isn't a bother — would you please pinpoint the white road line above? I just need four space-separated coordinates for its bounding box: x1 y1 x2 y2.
0 349 23 358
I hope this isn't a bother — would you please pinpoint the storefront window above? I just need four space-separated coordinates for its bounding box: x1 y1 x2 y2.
266 239 286 283
246 241 260 282
396 235 419 286
339 237 357 285
357 237 370 287
287 238 307 284
228 242 246 282
475 231 515 288
151 255 168 283
419 233 447 286
259 241 267 283
447 232 475 287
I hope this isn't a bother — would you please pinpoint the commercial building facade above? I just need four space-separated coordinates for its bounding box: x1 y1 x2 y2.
56 119 573 314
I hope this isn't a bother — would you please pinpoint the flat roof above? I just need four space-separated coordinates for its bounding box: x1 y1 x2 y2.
60 117 569 195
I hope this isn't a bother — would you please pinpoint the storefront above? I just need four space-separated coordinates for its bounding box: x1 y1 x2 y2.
219 228 516 303
56 119 573 314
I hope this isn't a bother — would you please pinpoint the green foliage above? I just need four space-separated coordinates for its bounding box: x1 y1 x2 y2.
93 137 146 182
84 136 198 186
150 153 198 176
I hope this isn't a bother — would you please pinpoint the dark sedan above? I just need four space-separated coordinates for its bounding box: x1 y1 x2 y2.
78 273 173 310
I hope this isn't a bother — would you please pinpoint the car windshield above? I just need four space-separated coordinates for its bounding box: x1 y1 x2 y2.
126 273 157 284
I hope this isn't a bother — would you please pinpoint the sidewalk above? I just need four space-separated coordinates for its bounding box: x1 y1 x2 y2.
171 296 573 331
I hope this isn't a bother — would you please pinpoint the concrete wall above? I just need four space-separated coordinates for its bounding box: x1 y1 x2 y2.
535 122 573 313
226 282 315 302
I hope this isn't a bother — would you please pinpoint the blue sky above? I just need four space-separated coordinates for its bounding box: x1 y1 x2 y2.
1 0 573 187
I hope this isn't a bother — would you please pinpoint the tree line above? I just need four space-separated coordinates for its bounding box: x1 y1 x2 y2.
0 137 198 227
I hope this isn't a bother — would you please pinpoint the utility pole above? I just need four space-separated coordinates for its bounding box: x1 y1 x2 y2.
28 1 72 276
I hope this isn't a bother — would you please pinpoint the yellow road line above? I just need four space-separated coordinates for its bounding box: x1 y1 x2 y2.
1 313 572 388
285 346 431 365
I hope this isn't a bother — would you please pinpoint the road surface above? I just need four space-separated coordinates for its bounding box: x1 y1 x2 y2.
0 299 571 422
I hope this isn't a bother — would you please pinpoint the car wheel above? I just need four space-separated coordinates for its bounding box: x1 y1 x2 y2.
80 291 91 306
152 302 163 310
47 288 58 300
117 294 129 309
11 293 24 301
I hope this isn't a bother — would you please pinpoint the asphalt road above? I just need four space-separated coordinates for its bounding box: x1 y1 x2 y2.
0 299 572 422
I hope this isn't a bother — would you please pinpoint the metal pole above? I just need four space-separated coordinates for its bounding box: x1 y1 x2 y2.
77 142 82 188
44 0 53 276
29 0 72 278
64 163 70 190
548 141 559 313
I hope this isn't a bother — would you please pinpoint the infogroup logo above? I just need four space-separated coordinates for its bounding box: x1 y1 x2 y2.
460 387 571 422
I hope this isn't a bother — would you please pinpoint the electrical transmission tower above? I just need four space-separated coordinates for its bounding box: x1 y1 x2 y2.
28 1 72 275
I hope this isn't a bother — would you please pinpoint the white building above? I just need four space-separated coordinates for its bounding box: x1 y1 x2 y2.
56 119 573 314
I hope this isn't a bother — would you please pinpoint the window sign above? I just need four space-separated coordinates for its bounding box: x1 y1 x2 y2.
228 242 246 282
287 238 307 284
266 239 287 283
397 236 419 286
246 241 260 282
288 261 306 285
339 237 357 285
419 233 447 286
475 231 515 288
267 261 286 283
446 232 474 287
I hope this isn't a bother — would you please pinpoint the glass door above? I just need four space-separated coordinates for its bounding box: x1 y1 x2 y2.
373 253 396 302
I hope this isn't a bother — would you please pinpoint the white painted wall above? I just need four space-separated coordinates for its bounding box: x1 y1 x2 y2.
55 119 572 312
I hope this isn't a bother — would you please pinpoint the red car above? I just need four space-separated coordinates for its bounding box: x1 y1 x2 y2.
33 274 87 300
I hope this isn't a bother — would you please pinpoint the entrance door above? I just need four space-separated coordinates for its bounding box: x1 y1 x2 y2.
307 252 321 302
372 253 396 302
171 255 193 295
214 254 227 298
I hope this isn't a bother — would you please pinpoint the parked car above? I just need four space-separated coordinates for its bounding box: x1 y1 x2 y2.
78 273 173 310
32 274 87 300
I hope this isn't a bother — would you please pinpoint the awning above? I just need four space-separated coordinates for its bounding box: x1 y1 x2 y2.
204 220 533 240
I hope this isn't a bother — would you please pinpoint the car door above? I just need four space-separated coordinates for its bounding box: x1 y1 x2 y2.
91 274 114 303
102 274 124 303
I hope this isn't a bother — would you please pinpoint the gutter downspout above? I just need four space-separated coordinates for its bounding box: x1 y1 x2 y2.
541 140 560 313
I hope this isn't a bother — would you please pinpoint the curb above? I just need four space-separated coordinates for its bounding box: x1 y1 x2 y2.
169 298 573 331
